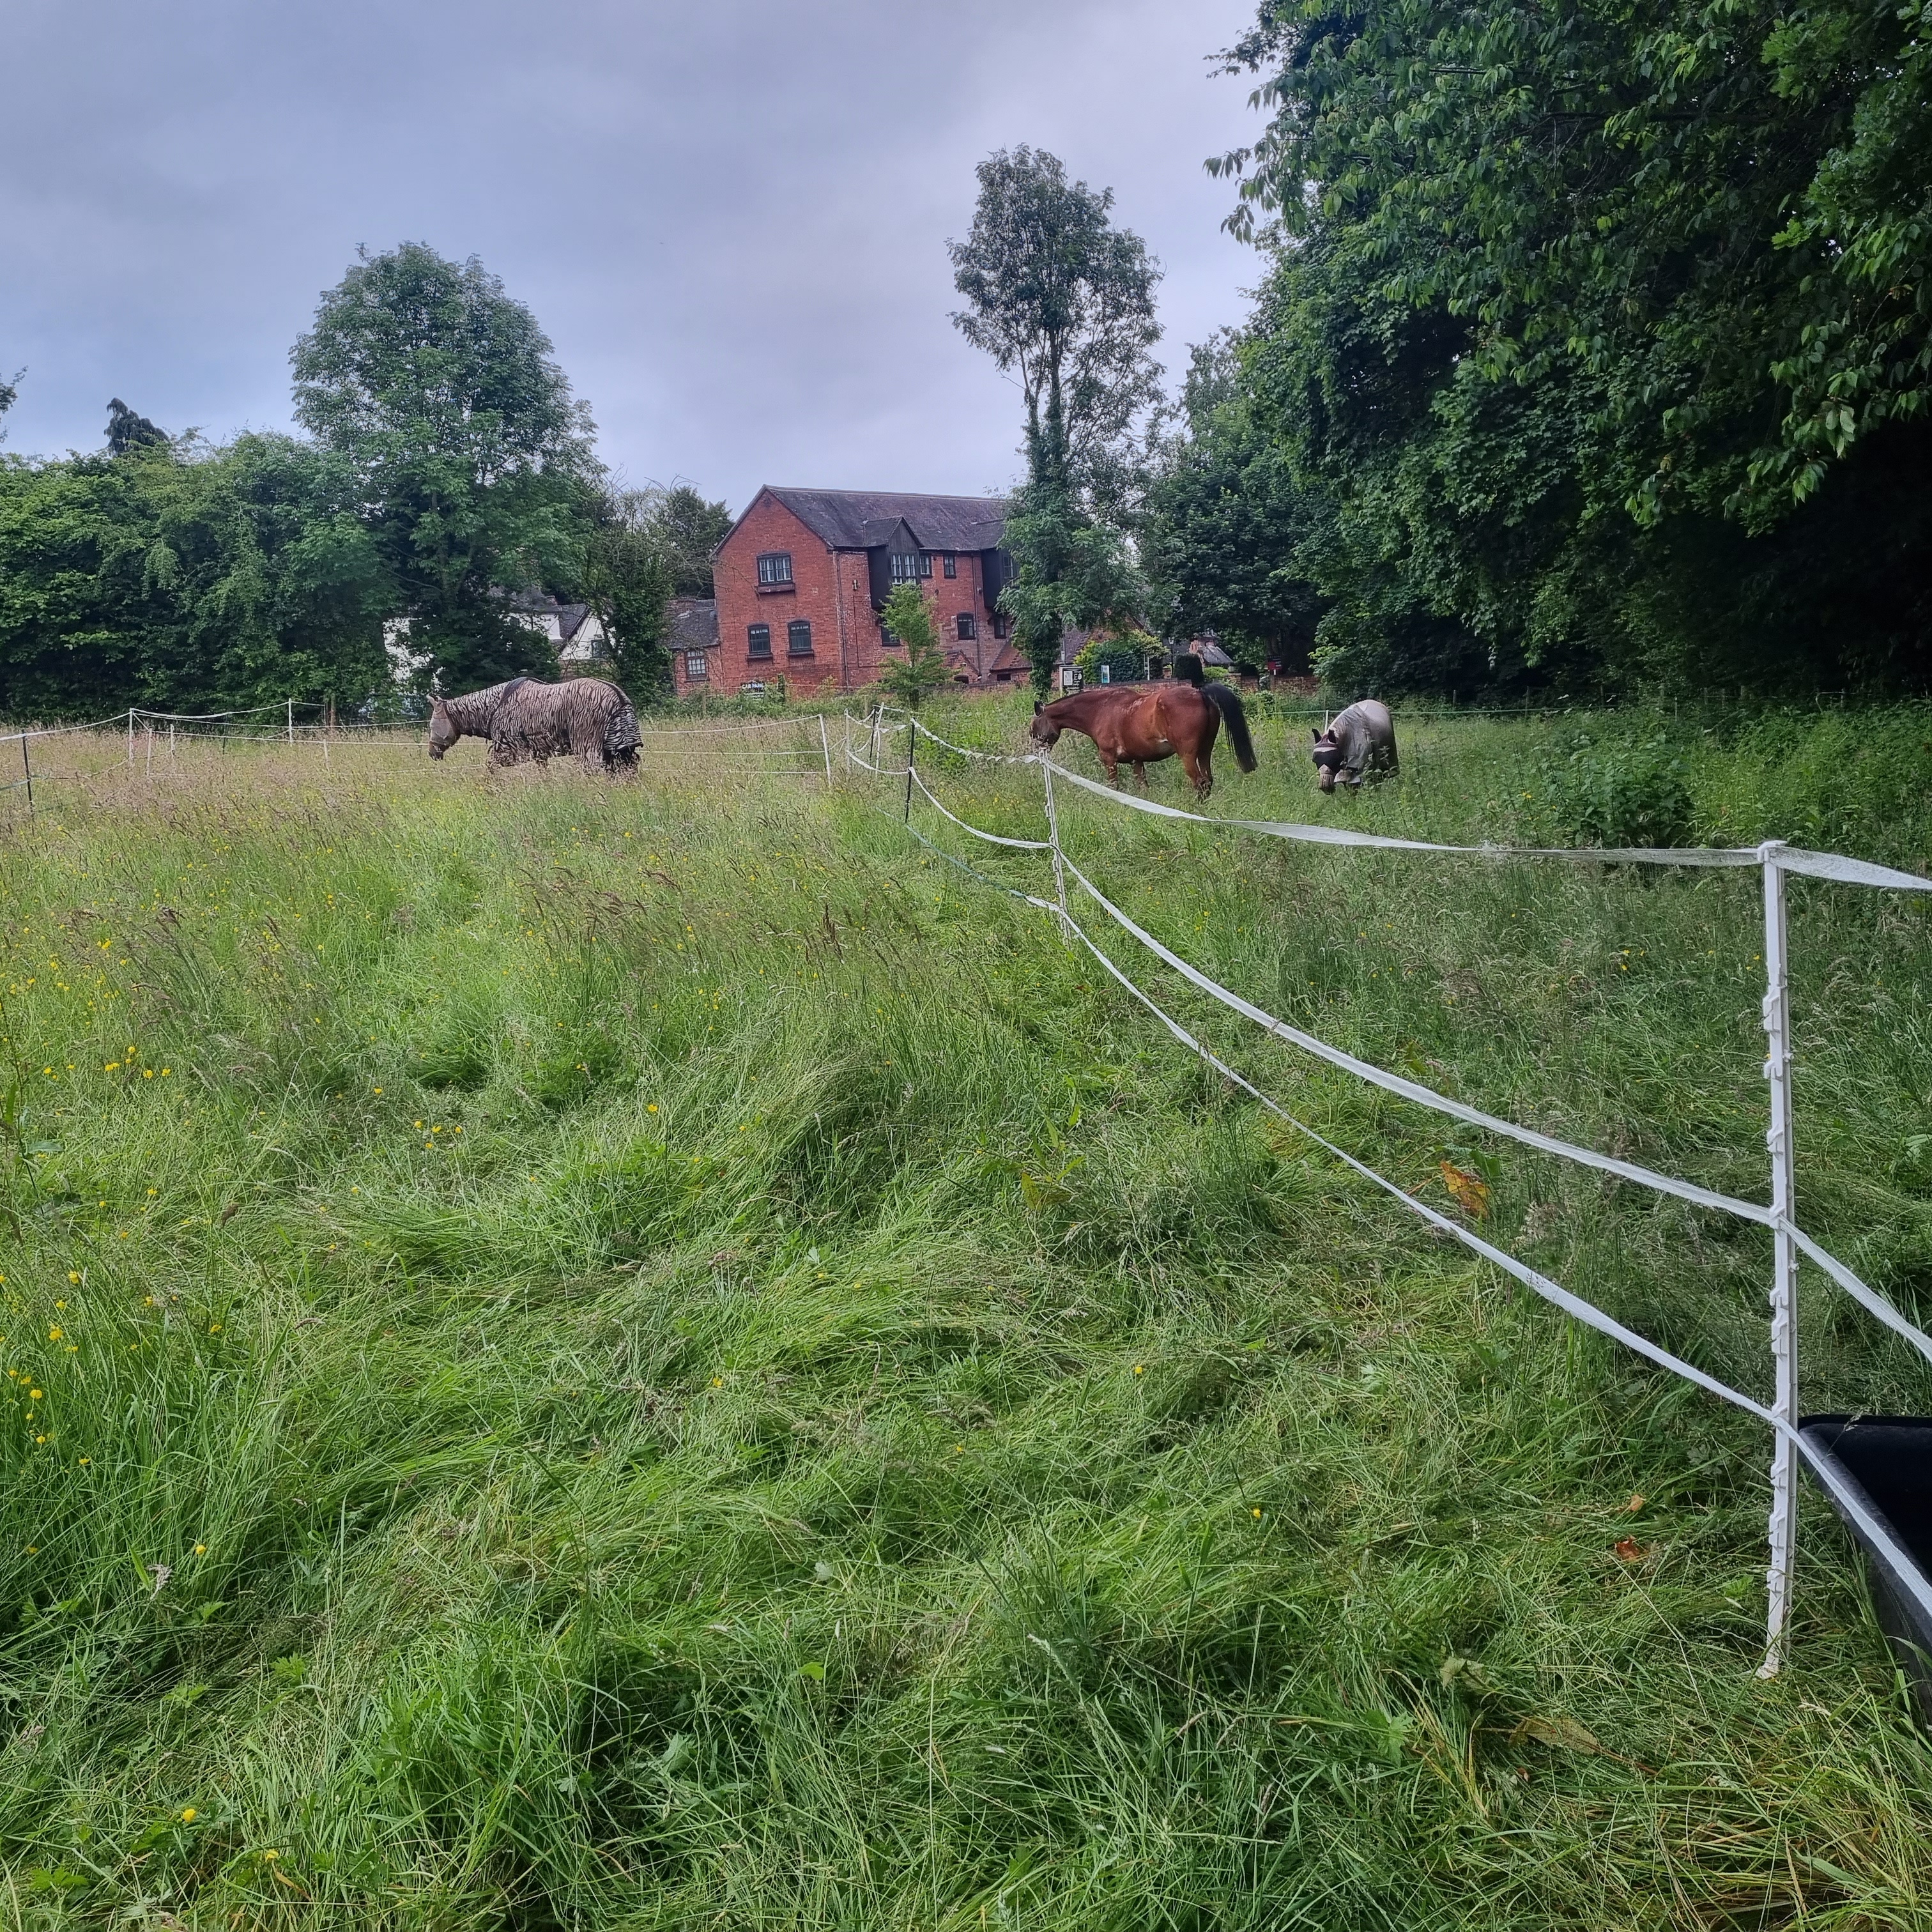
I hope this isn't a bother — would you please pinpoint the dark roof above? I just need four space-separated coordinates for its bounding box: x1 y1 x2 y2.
756 487 1008 553
666 597 719 651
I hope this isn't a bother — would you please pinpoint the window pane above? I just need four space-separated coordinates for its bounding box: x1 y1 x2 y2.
686 653 707 678
942 553 957 578
787 620 813 656
747 624 772 659
756 552 793 585
956 613 976 640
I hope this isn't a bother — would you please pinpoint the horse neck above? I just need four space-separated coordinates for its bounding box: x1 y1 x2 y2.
442 687 502 737
1047 689 1117 726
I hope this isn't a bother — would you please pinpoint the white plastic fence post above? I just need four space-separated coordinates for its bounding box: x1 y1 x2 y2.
127 709 135 765
1040 753 1073 943
818 713 832 784
287 698 295 743
1758 840 1799 1678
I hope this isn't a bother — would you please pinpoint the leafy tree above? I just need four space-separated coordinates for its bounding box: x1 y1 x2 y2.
1192 0 1932 696
0 368 20 443
876 583 953 709
106 399 168 456
645 484 733 597
0 434 388 717
950 148 1160 693
291 242 595 691
1141 333 1325 669
579 489 674 694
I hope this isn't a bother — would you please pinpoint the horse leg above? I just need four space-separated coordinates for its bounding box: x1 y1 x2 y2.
1183 746 1213 802
1132 761 1149 791
1099 748 1121 787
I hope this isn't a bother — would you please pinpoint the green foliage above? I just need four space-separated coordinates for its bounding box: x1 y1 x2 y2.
1074 625 1159 686
646 483 733 597
292 242 596 691
1526 731 1697 850
1192 0 1932 697
104 399 167 458
876 582 953 708
578 490 674 696
0 435 389 717
952 149 1158 694
1 708 1930 1921
1000 476 1143 696
1141 333 1325 669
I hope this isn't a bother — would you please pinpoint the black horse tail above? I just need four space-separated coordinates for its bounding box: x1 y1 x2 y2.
1201 682 1257 772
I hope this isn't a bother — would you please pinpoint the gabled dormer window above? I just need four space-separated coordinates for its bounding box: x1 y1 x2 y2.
757 552 793 586
890 551 932 582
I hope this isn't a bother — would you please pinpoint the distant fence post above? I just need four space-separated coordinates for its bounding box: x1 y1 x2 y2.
126 709 135 766
287 698 295 744
818 713 832 785
903 714 917 824
19 733 33 815
1758 841 1800 1677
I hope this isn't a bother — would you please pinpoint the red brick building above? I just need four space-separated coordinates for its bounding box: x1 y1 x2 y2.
696 487 1023 695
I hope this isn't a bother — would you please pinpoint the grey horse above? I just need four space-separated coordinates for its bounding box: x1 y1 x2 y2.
1311 700 1398 792
428 677 640 774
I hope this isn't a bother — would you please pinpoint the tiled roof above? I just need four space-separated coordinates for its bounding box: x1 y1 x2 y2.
758 487 1008 553
666 597 719 651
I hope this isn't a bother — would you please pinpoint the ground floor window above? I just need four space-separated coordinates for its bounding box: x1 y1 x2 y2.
991 613 1011 640
956 612 977 641
747 624 772 660
787 619 814 657
685 652 708 680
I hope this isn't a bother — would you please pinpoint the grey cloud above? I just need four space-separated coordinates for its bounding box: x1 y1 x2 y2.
2 0 1261 508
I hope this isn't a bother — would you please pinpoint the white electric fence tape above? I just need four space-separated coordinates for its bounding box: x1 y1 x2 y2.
870 725 1932 1657
1046 758 1932 894
905 715 1041 765
909 769 1052 849
1051 897 1932 1629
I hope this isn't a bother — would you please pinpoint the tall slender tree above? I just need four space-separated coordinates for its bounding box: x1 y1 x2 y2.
950 149 1162 693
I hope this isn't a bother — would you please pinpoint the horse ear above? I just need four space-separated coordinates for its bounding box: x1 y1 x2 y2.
1310 727 1320 741
1034 700 1043 716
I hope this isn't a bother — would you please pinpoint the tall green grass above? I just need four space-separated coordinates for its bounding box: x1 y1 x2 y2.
0 703 1929 1929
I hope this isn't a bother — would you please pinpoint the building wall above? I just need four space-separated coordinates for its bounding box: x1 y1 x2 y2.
712 494 844 693
713 490 1008 693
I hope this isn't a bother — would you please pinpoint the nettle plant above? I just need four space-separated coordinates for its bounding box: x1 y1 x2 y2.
1527 730 1696 849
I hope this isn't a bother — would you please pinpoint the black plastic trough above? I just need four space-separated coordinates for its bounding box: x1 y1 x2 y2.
1799 1415 1932 1724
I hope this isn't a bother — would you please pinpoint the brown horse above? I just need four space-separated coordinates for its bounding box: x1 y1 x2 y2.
1029 681 1256 801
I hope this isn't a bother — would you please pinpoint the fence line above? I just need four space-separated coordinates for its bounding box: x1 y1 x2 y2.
845 709 1932 1676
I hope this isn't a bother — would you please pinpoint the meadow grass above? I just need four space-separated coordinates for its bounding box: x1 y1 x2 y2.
0 700 1929 1929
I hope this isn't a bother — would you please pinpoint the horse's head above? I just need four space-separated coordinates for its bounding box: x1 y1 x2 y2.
427 697 457 760
1029 700 1062 750
1312 727 1342 792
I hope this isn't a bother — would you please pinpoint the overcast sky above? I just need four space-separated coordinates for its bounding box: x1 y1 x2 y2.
3 0 1265 512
